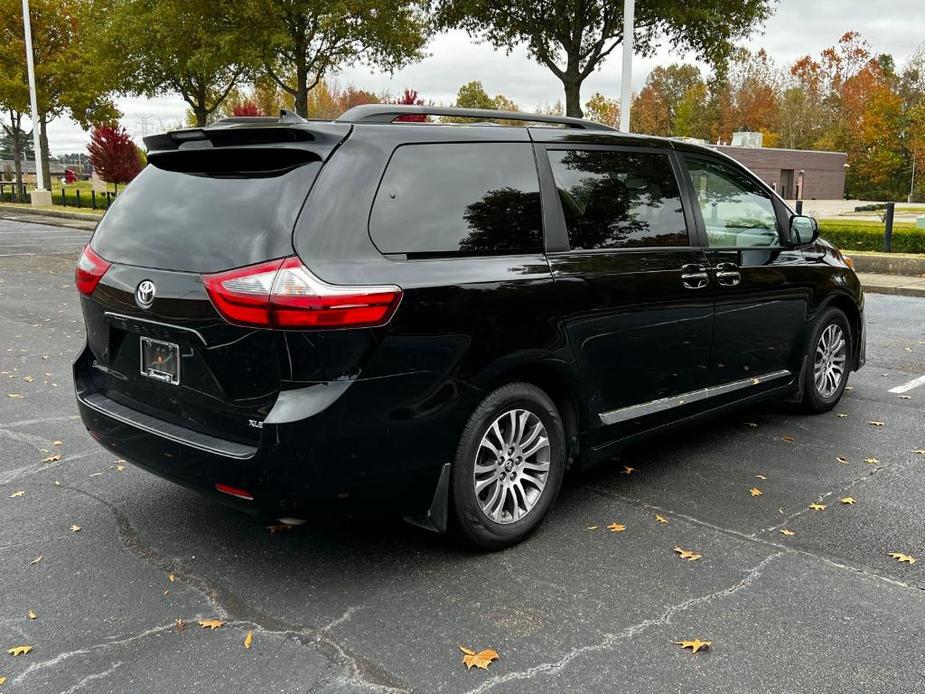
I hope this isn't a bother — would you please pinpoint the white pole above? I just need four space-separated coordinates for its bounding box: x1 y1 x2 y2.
22 0 49 204
619 0 635 132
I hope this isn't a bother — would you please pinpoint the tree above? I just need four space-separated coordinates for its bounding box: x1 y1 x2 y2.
393 88 426 122
91 0 251 127
239 0 428 117
232 101 263 117
631 64 705 136
584 93 619 128
87 124 144 185
448 81 519 124
436 0 774 117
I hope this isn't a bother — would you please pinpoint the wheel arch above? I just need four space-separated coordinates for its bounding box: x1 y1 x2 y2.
816 292 863 369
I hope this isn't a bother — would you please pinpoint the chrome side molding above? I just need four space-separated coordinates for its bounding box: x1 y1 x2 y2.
598 369 792 426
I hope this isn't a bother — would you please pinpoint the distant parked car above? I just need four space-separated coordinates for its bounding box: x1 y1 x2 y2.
73 106 865 549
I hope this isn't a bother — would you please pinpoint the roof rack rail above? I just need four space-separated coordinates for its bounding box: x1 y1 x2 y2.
337 104 616 131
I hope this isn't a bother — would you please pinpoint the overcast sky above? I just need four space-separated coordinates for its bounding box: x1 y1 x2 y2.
38 0 925 155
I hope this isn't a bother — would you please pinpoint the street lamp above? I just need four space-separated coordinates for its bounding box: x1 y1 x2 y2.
21 0 51 206
619 0 635 133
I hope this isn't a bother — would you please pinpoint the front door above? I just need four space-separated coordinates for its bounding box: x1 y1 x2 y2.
539 144 715 443
683 155 808 400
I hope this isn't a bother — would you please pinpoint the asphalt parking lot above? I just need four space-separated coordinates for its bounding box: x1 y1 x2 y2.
1 216 923 693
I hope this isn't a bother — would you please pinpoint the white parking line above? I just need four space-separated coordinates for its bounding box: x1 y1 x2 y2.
889 374 925 394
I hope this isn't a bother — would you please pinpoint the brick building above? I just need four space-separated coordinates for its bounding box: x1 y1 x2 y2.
713 144 847 200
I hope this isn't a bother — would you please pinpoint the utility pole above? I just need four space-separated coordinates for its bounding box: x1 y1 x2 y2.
619 0 635 133
21 0 51 206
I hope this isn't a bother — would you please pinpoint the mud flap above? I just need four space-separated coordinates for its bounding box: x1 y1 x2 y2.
403 463 450 534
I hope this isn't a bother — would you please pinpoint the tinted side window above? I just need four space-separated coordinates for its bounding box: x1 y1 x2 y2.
546 149 689 250
686 158 780 248
369 143 542 256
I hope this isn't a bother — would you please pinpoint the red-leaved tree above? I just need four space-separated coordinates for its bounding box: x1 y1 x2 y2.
393 88 426 122
87 124 143 185
232 100 264 117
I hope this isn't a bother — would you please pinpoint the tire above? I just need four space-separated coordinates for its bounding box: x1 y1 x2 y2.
450 382 566 550
800 307 852 413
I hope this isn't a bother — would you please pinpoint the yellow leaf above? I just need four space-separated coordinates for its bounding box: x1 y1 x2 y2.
52 440 62 446
30 555 42 566
7 646 32 656
673 639 712 654
782 435 796 442
7 394 23 399
244 630 253 649
865 457 880 465
168 574 175 583
779 529 796 536
607 523 626 532
70 525 81 532
809 503 826 511
28 609 36 620
114 464 125 472
749 488 763 497
621 466 636 475
868 421 884 427
755 474 767 480
586 525 599 530
913 450 925 456
888 552 916 565
198 619 224 630
8 491 24 498
0 675 6 684
835 456 849 464
840 497 856 505
654 515 669 524
460 646 499 670
751 378 760 385
674 546 702 561
42 454 60 463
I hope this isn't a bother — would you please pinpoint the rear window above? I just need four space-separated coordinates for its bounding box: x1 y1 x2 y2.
547 149 689 250
90 159 321 273
369 143 543 257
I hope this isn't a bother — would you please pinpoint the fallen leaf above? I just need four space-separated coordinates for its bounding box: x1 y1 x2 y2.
782 435 796 442
744 422 758 427
8 491 24 498
586 525 599 530
913 450 925 456
835 456 849 464
749 487 763 497
904 347 913 353
52 440 62 446
809 503 827 511
41 454 59 463
898 395 911 400
30 555 42 566
673 639 712 653
7 646 31 656
654 515 669 524
0 675 6 684
168 574 175 583
114 464 125 472
779 529 796 536
621 466 636 475
868 421 885 427
7 393 23 399
845 385 854 391
865 457 880 465
28 610 36 620
244 630 253 649
459 645 499 671
751 378 760 385
756 474 767 480
607 523 626 533
836 413 848 418
198 619 224 630
70 525 81 532
267 523 294 535
674 546 702 561
175 618 187 632
840 497 856 505
888 552 916 565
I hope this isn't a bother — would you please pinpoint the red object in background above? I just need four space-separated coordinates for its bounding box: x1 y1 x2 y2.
87 124 143 185
393 89 427 122
232 100 263 117
64 169 77 184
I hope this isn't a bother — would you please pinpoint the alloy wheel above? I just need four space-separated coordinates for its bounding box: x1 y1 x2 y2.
473 408 550 524
813 323 847 399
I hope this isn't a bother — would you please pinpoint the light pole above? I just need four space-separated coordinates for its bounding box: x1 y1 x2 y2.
21 0 51 206
619 0 635 133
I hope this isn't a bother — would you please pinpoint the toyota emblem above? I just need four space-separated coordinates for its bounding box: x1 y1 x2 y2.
135 280 156 309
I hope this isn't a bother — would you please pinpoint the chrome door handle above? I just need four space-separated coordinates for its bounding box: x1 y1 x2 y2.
681 264 709 290
715 262 741 287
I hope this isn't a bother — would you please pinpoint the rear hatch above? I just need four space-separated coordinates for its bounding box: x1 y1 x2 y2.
77 121 351 445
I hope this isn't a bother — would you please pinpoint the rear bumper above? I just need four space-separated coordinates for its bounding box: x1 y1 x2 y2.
74 347 473 520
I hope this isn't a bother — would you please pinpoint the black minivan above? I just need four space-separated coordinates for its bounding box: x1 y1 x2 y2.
74 105 865 548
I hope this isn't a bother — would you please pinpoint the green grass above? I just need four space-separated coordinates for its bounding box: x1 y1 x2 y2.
818 219 925 254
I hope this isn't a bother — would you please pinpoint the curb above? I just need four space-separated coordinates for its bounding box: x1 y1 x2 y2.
860 283 925 298
0 204 102 223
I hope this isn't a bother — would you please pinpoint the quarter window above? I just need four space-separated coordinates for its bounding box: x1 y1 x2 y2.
546 149 689 250
369 143 543 257
686 158 780 248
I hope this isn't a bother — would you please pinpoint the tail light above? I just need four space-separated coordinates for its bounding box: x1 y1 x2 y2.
202 256 402 329
75 246 112 296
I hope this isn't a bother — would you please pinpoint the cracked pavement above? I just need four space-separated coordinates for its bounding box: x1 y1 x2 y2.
1 216 924 692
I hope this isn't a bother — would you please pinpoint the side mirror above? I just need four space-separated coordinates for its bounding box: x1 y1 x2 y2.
787 214 819 247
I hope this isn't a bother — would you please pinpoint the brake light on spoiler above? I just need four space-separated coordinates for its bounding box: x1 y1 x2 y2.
202 256 402 329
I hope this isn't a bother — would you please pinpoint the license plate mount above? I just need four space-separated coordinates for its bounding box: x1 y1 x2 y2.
139 337 180 386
